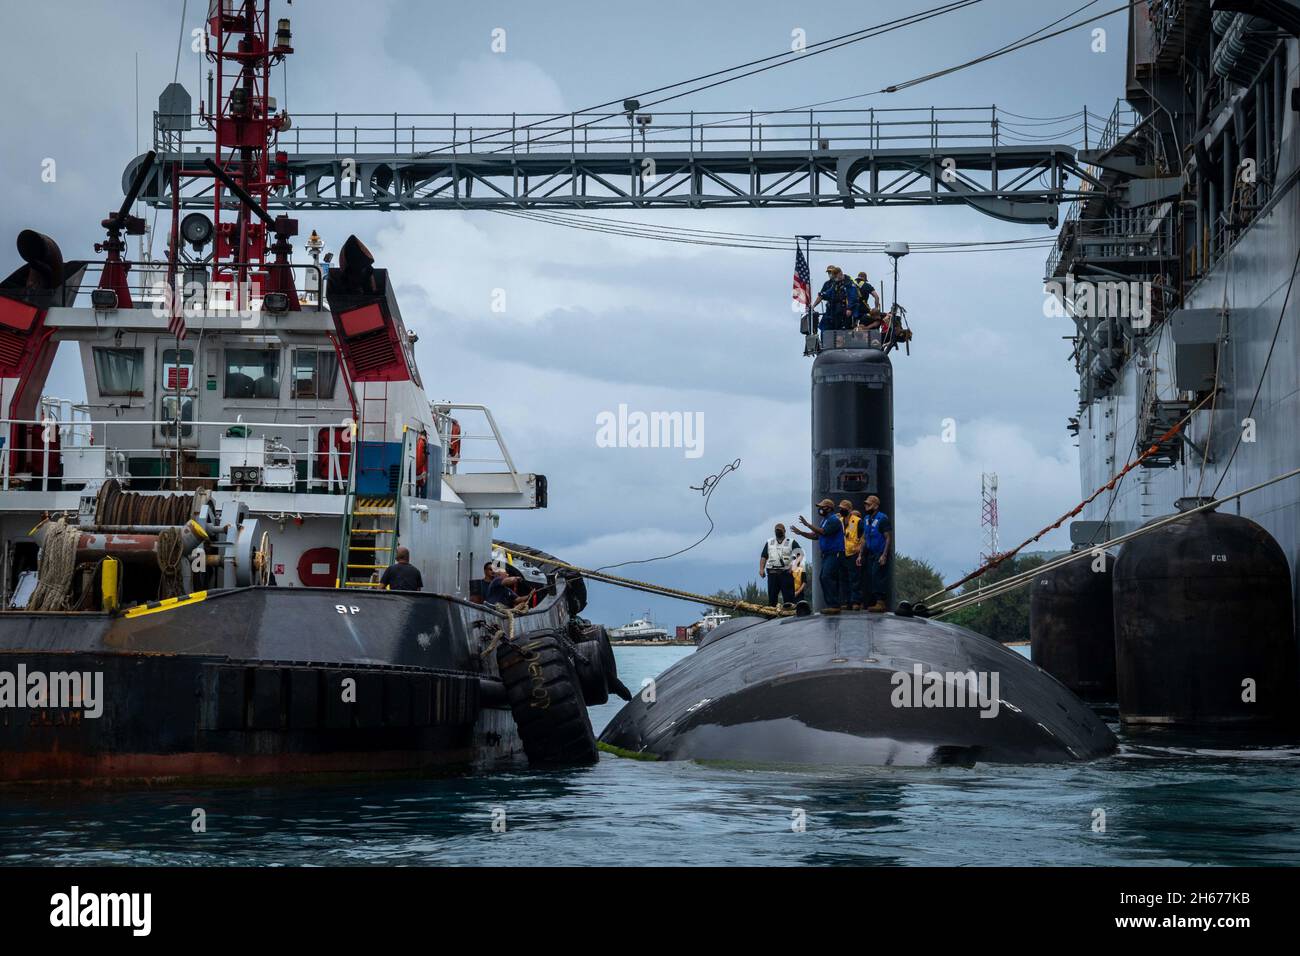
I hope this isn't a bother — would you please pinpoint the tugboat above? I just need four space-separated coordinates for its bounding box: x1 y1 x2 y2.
0 5 620 784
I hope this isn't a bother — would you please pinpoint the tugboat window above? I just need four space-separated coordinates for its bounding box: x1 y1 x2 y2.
92 347 144 397
225 348 281 399
160 395 194 438
291 349 339 400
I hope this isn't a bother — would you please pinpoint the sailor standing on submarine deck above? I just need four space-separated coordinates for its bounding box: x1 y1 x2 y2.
759 523 802 606
792 499 847 611
856 495 893 612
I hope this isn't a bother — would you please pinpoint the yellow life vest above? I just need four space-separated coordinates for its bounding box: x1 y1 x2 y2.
844 513 863 555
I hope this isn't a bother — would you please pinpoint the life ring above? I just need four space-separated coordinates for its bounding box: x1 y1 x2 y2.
415 432 429 480
448 418 461 464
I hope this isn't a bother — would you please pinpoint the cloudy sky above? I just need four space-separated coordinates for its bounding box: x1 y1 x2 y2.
0 0 1127 628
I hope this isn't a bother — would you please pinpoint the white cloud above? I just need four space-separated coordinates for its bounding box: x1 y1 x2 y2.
896 419 1078 578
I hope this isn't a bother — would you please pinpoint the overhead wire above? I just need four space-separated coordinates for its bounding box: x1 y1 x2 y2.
1210 240 1300 497
419 1 987 158
490 208 1057 254
670 0 1112 132
880 1 1138 94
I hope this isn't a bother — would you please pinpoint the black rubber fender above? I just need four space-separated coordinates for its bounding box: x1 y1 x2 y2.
495 631 598 767
576 623 632 702
573 639 610 706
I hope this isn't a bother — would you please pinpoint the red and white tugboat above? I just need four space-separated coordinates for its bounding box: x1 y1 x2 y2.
0 1 624 784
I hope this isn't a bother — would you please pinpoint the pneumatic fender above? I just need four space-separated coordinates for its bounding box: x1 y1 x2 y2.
575 623 632 703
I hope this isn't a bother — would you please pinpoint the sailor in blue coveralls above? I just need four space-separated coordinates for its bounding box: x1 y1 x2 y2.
793 498 846 610
856 495 893 612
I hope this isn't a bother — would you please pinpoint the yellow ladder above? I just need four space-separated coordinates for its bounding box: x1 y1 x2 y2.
339 495 397 588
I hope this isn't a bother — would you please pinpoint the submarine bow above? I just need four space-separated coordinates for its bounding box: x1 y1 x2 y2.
600 614 1116 766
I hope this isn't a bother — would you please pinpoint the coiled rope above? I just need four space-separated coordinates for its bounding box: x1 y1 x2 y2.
26 519 80 612
156 526 185 599
95 479 194 527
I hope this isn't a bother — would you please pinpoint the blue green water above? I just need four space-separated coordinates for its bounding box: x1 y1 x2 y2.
2 645 1298 866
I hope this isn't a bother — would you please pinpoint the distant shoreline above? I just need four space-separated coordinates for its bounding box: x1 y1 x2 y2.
609 639 697 647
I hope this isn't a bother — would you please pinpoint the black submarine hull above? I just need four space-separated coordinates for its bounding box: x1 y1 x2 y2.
600 613 1116 766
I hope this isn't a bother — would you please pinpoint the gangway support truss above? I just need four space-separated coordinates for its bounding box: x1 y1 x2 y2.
127 107 1100 226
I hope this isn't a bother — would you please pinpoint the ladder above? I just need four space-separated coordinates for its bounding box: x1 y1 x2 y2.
335 413 406 590
339 494 398 589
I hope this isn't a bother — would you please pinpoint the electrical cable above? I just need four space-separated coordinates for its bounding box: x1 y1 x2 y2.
881 1 1138 94
419 1 987 157
490 207 1057 254
677 1 1111 128
1210 240 1300 497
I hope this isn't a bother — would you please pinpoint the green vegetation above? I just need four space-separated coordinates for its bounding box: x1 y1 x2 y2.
704 580 766 612
597 742 659 761
894 554 945 604
944 553 1049 644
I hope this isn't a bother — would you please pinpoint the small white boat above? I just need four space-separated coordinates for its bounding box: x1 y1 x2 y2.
696 611 733 632
609 614 671 641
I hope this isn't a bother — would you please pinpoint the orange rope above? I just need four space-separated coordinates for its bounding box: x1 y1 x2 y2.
930 388 1216 599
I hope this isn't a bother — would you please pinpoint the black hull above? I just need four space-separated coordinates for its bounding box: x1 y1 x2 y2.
600 613 1117 766
0 586 570 784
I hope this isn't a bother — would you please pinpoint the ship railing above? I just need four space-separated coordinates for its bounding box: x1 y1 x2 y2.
431 404 521 490
1045 99 1139 278
28 260 325 314
156 106 1089 157
1095 101 1140 155
0 415 354 495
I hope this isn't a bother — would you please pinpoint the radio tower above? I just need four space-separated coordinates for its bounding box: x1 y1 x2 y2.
980 472 999 564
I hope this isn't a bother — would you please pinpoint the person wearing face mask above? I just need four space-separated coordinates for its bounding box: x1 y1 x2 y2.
840 500 864 610
856 495 893 612
759 522 802 606
792 498 847 612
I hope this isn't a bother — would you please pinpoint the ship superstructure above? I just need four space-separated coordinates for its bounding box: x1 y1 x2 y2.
1048 1 1300 630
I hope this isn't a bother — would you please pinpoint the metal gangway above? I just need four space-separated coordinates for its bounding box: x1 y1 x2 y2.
127 106 1102 225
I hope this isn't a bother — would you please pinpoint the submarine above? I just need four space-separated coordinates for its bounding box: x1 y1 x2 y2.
599 296 1117 766
599 612 1116 765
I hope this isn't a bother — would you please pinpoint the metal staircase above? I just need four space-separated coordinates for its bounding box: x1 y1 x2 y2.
338 493 399 589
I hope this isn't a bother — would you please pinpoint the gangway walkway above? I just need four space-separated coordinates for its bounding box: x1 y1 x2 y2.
128 106 1102 225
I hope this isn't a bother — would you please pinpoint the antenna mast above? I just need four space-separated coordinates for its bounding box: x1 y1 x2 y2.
203 0 294 295
980 472 1000 565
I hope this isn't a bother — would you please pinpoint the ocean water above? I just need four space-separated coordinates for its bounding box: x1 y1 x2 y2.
2 645 1298 867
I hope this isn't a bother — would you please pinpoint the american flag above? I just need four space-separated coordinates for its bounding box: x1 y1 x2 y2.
792 246 810 313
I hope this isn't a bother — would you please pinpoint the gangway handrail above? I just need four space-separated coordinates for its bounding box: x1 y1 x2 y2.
432 403 523 494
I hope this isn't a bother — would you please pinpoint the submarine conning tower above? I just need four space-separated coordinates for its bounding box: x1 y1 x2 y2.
809 329 894 611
